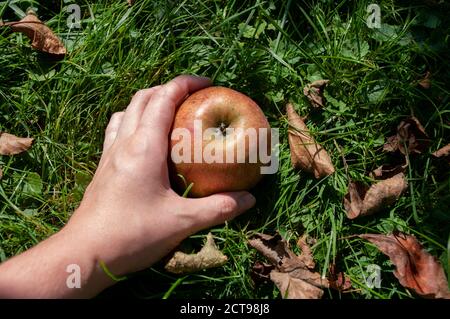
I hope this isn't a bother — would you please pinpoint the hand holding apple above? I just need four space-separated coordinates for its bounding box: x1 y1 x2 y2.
0 76 257 298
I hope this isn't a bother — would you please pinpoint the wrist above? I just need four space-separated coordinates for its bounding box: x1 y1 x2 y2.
0 224 115 298
56 224 116 297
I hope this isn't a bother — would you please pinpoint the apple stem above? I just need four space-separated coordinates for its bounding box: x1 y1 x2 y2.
219 122 228 136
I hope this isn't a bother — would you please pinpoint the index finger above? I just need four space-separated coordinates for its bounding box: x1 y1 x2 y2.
137 75 211 144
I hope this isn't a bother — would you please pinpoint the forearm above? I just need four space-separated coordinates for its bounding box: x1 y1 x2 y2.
0 227 114 298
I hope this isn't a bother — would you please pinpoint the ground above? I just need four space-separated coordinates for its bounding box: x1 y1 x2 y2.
0 0 449 299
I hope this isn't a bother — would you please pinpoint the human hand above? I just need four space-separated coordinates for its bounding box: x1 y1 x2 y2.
64 75 256 284
0 76 256 298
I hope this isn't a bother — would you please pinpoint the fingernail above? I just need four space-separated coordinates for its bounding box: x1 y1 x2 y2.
239 192 256 209
196 75 212 82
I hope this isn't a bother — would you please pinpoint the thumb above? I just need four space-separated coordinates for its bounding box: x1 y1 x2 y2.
182 192 256 232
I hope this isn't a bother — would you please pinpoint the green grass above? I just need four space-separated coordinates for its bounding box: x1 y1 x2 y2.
0 0 449 299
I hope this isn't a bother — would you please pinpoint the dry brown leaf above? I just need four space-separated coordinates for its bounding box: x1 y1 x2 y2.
287 103 335 178
432 143 450 162
248 233 298 267
270 270 325 299
371 162 407 180
328 264 352 292
343 173 408 219
296 235 315 269
303 79 329 108
249 233 329 299
384 117 430 155
418 71 431 89
248 233 316 270
343 181 366 219
251 261 275 283
165 233 227 274
0 11 66 55
127 0 135 5
0 132 34 155
360 233 450 299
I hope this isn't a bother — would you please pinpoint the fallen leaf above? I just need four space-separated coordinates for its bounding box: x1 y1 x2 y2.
418 71 431 89
248 233 316 270
0 132 34 155
328 264 352 292
165 233 227 274
432 143 450 162
296 235 316 269
0 10 66 55
127 0 135 5
270 270 325 299
360 232 450 299
249 233 329 299
303 79 329 108
343 173 408 219
248 233 297 266
371 161 407 180
251 261 275 283
287 103 335 178
343 181 366 219
384 117 430 155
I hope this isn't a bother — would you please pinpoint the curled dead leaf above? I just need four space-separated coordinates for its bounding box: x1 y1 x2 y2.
328 264 352 292
432 143 450 162
248 233 297 267
0 10 66 55
303 79 329 108
370 162 407 180
0 132 34 155
384 117 430 155
251 261 275 283
418 71 431 89
165 233 227 274
296 235 315 269
360 232 450 299
343 181 366 219
287 103 335 178
343 173 408 219
249 233 329 299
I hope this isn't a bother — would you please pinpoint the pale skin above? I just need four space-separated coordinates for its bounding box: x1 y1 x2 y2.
0 75 256 298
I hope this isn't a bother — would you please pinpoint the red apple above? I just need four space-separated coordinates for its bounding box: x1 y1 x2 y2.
170 86 271 197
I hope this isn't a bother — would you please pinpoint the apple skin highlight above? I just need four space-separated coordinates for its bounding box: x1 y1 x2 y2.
170 86 271 197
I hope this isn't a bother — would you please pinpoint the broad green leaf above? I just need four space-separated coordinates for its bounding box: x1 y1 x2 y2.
23 172 43 195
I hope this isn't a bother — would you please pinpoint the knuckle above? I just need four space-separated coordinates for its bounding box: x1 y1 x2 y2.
103 134 114 148
107 112 124 128
125 135 149 157
171 78 186 92
133 89 148 100
145 89 177 120
152 86 169 99
216 196 238 218
169 79 188 99
110 136 148 175
111 111 124 120
111 152 142 178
